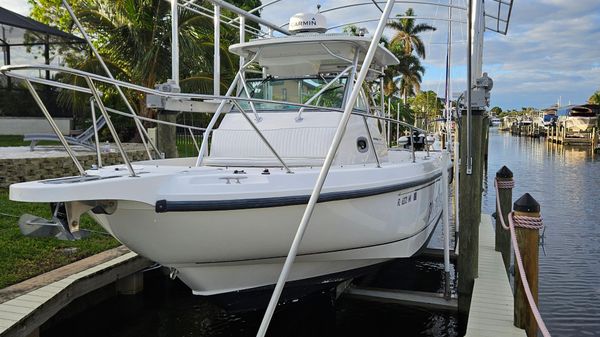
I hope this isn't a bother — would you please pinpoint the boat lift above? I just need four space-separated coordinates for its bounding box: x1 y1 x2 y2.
0 0 514 336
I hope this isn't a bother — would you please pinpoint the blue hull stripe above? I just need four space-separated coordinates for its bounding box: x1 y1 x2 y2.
155 171 442 213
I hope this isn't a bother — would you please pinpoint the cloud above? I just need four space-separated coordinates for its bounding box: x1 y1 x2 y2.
422 0 600 109
2 0 598 110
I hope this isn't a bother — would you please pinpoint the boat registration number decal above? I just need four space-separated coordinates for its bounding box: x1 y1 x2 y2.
397 192 418 206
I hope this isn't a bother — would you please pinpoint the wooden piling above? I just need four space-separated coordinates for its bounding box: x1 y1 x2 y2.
513 193 541 337
495 166 513 275
458 110 485 316
482 116 489 172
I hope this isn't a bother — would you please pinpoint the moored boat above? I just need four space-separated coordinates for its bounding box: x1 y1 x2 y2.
3 11 448 297
556 105 598 133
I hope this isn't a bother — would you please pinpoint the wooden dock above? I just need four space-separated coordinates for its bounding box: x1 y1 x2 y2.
0 246 151 337
546 126 597 146
465 214 527 337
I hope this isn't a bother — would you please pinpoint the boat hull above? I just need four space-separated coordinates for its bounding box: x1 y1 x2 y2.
559 116 598 133
11 153 446 296
90 174 442 295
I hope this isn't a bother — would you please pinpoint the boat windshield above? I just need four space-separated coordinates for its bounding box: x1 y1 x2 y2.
237 77 365 111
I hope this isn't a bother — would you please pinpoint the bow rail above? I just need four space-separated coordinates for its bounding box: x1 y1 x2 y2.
1 63 430 178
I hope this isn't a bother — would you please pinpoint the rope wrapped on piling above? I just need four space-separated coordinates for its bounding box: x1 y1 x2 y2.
494 178 551 337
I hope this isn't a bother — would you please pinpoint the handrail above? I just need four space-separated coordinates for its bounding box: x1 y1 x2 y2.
0 64 406 118
238 72 262 122
63 0 159 160
1 64 429 134
2 63 431 172
90 98 102 168
296 66 353 121
84 76 137 177
24 80 86 176
104 107 206 132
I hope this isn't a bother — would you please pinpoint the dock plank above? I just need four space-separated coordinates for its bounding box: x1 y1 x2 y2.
0 248 151 337
464 214 527 337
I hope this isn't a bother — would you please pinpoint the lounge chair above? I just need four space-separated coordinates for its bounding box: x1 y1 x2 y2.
24 115 106 151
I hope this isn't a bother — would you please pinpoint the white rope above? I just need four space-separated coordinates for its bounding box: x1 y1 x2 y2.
494 178 551 337
508 213 551 337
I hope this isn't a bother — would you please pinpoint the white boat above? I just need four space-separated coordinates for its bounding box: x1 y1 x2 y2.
541 108 558 128
499 116 516 131
556 105 598 133
518 117 533 127
490 117 501 126
4 12 448 297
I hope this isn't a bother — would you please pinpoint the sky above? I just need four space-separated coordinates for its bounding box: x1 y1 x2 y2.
1 0 599 110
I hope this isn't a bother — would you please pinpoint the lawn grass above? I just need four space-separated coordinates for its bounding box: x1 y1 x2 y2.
176 141 199 158
0 189 120 289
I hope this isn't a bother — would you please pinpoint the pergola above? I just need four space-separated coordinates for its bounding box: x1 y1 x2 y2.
0 6 85 87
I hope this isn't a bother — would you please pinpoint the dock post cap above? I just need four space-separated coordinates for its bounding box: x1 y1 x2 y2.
496 165 513 178
513 193 540 213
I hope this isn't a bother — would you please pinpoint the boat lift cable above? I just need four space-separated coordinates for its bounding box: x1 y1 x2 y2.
62 0 160 162
255 1 396 335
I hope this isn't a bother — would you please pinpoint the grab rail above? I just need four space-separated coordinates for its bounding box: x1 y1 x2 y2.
63 0 159 160
1 64 431 177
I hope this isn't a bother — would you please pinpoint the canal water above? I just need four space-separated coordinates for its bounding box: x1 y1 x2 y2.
43 129 599 336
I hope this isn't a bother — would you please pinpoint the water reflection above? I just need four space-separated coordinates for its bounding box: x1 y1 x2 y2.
484 129 600 336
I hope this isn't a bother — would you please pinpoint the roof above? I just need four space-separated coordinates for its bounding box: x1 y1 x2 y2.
0 7 84 46
229 33 398 77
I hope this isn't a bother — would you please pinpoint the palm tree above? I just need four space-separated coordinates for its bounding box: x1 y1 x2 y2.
30 0 253 157
386 8 436 59
588 90 600 105
31 0 247 115
395 52 425 105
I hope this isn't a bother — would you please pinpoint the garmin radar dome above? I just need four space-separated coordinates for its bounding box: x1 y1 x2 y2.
289 11 327 34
